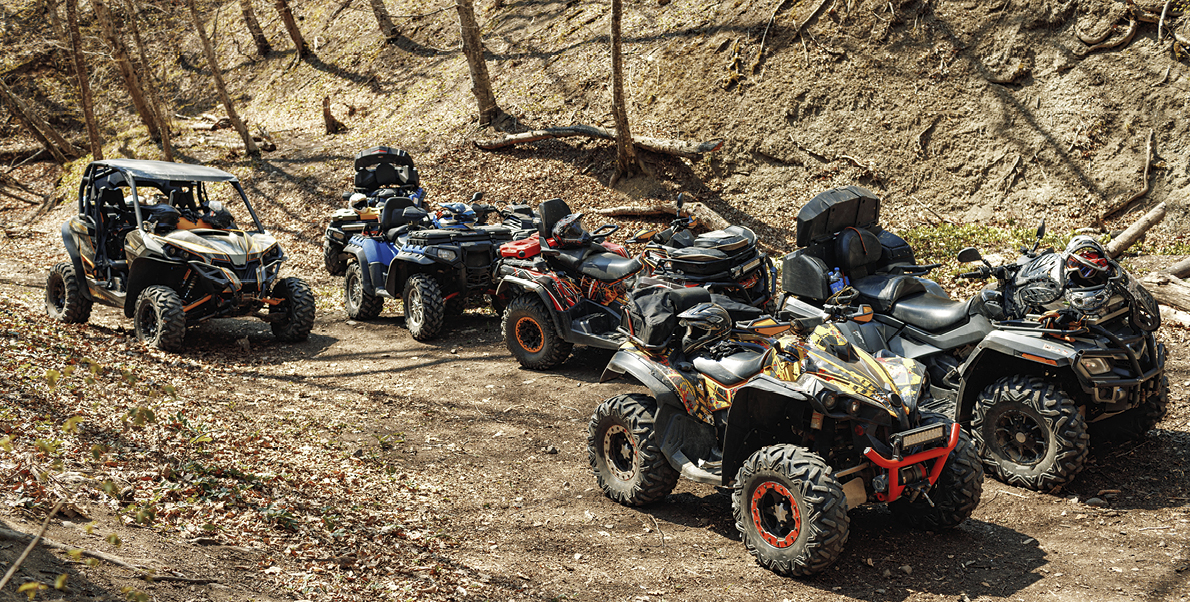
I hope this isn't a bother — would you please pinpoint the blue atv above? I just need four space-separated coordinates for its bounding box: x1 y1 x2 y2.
341 194 519 340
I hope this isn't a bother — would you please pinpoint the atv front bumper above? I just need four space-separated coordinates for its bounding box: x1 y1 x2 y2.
1074 332 1164 408
863 423 960 503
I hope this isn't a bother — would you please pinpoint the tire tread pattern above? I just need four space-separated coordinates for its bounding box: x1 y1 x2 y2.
732 445 850 577
271 277 316 342
587 393 680 506
344 262 383 320
135 285 186 351
501 294 572 369
323 237 347 276
46 262 92 324
404 274 444 341
972 375 1089 491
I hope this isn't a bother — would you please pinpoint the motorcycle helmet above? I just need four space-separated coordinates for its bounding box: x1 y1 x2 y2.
1063 235 1112 287
435 202 476 228
202 201 236 230
552 213 590 247
677 302 732 355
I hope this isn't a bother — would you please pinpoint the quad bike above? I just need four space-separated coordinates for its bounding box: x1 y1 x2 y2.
779 185 1166 491
47 159 315 351
340 195 523 340
494 197 774 370
590 287 982 577
324 146 424 275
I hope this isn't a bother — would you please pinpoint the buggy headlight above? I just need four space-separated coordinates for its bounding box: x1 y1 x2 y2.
163 244 203 262
1079 357 1112 375
430 248 457 262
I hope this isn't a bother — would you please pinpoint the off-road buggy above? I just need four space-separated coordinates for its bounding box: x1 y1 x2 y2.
779 186 1166 491
591 288 982 576
46 159 315 351
494 197 774 369
324 146 423 275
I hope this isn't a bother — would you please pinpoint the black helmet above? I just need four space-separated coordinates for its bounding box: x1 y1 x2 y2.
677 302 732 355
552 213 589 247
1063 235 1113 287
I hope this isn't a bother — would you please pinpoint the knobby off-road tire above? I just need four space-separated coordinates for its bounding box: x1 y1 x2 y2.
587 394 679 507
134 285 186 352
889 410 983 530
403 274 444 341
502 294 572 369
45 262 92 324
344 261 383 320
732 445 849 577
1092 375 1169 442
972 375 1089 491
270 277 316 342
323 237 347 276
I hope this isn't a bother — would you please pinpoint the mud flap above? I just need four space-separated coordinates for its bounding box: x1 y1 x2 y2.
842 477 867 510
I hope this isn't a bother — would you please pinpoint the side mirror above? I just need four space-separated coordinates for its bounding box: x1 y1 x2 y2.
957 247 982 263
675 193 685 210
1036 219 1046 240
628 228 658 244
470 192 484 203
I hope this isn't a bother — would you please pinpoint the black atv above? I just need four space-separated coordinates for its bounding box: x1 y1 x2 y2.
591 288 982 576
779 186 1166 491
324 146 424 276
46 159 315 351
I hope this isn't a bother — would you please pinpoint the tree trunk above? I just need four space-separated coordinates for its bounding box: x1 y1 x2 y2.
92 0 161 142
0 79 73 163
44 0 67 57
66 0 102 159
610 0 638 180
238 0 272 56
124 0 173 161
456 0 502 126
1166 256 1190 279
188 0 259 155
274 0 310 59
368 0 399 44
322 96 344 134
1141 273 1190 314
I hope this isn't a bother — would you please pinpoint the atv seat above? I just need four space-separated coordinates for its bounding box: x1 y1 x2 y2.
538 198 572 240
694 348 772 386
888 292 973 333
577 252 642 282
851 275 928 312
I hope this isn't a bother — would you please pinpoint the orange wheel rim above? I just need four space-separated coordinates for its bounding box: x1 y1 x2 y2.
515 316 545 353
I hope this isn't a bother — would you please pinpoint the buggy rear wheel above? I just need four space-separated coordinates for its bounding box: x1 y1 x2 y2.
134 285 186 352
889 411 983 529
403 274 444 340
587 394 679 506
502 294 571 369
732 445 849 577
45 262 92 324
344 261 383 319
323 236 347 276
972 375 1088 491
270 277 316 342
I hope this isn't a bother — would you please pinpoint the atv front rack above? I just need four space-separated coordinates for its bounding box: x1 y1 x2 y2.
863 423 960 503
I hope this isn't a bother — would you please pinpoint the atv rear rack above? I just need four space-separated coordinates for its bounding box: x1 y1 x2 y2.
863 423 960 503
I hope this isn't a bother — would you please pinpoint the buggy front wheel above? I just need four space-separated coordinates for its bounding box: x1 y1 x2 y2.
344 261 383 320
270 277 316 342
134 285 186 352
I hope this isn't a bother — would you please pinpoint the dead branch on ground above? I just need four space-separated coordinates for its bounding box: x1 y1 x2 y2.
1100 128 1154 221
1105 201 1166 258
475 125 723 159
1142 272 1190 313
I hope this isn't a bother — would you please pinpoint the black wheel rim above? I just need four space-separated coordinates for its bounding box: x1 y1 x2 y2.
993 408 1048 466
136 303 159 341
47 274 66 311
602 424 636 481
751 481 801 549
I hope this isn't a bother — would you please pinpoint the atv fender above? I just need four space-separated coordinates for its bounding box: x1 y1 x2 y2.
599 349 683 409
495 275 569 334
954 329 1078 423
720 374 816 486
386 252 438 297
60 221 93 301
342 243 379 295
125 257 188 317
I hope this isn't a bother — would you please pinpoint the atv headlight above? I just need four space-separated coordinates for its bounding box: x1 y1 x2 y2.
1079 357 1112 375
430 247 457 262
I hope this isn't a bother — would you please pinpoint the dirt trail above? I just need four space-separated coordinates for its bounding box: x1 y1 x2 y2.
2 240 1189 602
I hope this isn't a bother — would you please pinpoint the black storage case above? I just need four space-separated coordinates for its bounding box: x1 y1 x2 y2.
781 251 833 301
795 186 879 247
353 146 419 193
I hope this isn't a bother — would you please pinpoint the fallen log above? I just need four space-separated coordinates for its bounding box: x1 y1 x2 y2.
1105 201 1165 258
1160 304 1190 328
1142 272 1190 313
591 201 730 231
475 124 724 159
1165 256 1190 279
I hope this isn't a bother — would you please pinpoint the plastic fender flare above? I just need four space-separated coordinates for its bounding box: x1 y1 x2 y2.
495 275 568 334
386 254 439 297
955 329 1078 420
60 221 92 301
598 349 683 409
124 257 188 317
720 374 816 483
343 243 378 294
